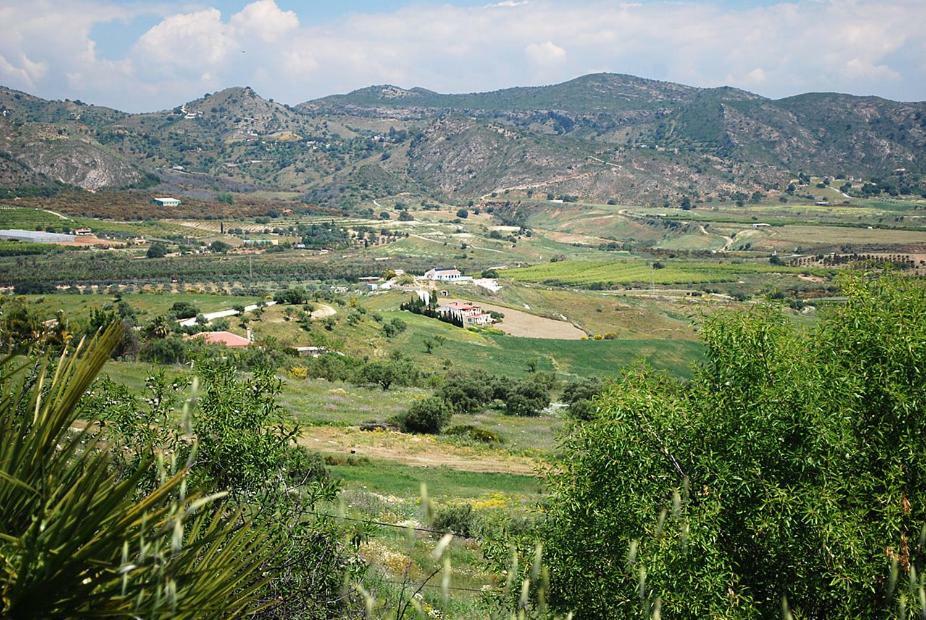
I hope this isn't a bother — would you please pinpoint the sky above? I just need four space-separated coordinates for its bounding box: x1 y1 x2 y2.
1 0 924 112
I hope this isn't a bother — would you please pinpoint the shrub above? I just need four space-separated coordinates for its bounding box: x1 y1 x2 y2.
209 240 231 253
432 503 476 537
139 335 191 364
504 375 553 417
281 444 330 487
445 424 501 444
169 301 199 319
562 377 603 420
382 317 407 338
399 397 452 434
439 371 494 413
146 242 168 258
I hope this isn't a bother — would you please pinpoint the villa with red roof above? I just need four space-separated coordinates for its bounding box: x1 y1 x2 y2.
188 331 251 348
437 301 494 326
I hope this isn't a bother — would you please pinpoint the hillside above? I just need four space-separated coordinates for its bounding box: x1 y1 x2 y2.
0 74 924 203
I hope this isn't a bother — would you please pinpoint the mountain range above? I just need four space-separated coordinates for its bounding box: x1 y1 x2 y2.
1 73 924 205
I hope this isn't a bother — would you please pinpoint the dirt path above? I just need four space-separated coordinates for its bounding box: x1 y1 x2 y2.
479 170 598 200
40 208 69 220
298 426 541 475
697 224 735 250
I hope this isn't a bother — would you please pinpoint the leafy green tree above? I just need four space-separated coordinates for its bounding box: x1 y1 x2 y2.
193 357 298 493
274 287 309 305
505 375 554 417
439 371 494 414
562 377 603 420
540 275 926 618
168 301 200 320
209 240 231 253
146 242 168 258
360 359 411 391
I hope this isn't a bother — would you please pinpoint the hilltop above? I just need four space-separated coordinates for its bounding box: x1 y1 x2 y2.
1 74 924 203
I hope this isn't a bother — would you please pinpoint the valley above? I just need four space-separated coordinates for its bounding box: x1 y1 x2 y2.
2 71 925 619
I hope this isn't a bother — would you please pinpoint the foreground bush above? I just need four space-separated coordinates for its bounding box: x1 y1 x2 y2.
541 274 926 618
0 325 275 617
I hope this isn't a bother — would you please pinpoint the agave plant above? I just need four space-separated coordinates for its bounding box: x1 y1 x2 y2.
0 323 277 618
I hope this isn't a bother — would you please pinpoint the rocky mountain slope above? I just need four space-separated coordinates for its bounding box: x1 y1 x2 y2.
1 74 923 204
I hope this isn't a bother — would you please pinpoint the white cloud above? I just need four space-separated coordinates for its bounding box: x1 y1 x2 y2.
135 9 233 73
229 0 298 43
0 52 47 89
525 41 567 66
0 0 924 111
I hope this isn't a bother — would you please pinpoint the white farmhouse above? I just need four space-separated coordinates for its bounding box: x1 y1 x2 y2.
424 267 468 282
152 197 181 207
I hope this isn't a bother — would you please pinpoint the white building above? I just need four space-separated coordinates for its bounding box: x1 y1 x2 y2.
424 267 469 282
152 197 181 207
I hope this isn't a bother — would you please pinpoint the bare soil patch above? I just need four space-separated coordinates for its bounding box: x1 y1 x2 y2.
298 425 541 475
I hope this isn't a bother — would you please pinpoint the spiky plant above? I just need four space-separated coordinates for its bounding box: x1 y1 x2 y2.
0 323 277 618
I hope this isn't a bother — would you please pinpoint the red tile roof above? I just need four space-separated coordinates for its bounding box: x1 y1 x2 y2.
189 331 251 348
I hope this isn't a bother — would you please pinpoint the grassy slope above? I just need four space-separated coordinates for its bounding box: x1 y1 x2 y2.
18 292 261 323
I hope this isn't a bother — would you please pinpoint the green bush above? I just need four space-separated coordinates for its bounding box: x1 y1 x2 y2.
562 377 603 420
146 242 168 258
139 335 191 364
439 371 494 413
432 503 476 537
399 397 452 434
504 375 554 417
444 424 501 444
274 287 309 305
168 300 199 319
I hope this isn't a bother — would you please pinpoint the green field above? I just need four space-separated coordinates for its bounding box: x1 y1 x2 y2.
376 309 701 379
330 459 541 500
0 206 71 229
502 258 821 287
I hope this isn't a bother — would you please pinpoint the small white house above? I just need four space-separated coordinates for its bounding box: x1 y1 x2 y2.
152 197 181 207
424 267 465 281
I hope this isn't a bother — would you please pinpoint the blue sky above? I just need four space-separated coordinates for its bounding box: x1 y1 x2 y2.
2 0 924 111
